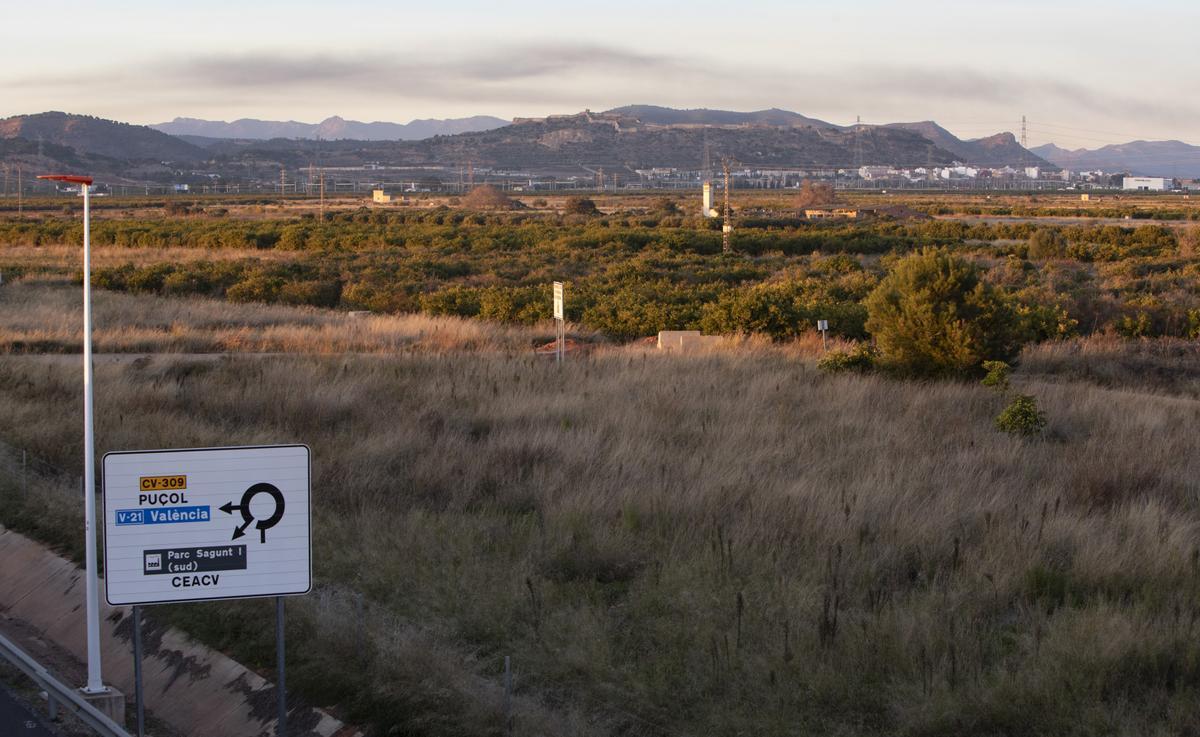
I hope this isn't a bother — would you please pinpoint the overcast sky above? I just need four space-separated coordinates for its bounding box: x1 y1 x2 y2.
1 0 1196 149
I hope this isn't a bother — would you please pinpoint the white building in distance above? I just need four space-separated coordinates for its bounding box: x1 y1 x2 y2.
940 166 979 179
1123 176 1170 191
858 166 892 180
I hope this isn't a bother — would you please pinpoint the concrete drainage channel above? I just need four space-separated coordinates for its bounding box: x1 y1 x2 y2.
0 525 362 737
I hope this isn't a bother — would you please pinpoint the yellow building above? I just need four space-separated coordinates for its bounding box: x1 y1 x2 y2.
372 189 394 204
804 208 859 220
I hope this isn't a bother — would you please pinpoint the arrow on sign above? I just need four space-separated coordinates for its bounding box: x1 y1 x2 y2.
220 483 286 543
218 500 253 539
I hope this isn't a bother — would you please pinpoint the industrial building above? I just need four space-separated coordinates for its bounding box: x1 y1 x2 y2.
701 182 718 217
1122 176 1170 191
804 208 860 220
858 166 892 181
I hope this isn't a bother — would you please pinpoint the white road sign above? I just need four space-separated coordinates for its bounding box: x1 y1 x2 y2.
102 445 311 606
553 281 564 320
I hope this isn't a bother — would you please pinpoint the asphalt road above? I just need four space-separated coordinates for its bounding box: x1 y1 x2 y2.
0 682 60 737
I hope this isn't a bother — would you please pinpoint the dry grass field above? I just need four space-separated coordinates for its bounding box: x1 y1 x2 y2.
3 279 1200 736
0 278 543 355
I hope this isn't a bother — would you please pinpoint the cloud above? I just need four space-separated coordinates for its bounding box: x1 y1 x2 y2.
0 45 1173 112
156 44 679 91
2 44 1195 144
0 44 683 112
839 66 1197 122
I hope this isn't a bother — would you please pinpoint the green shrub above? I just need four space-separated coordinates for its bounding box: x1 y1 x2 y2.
126 263 174 294
1028 228 1068 259
818 343 877 373
226 274 285 304
654 197 680 214
864 248 1023 377
1180 227 1199 257
1115 312 1153 338
278 279 342 308
980 360 1011 391
418 287 482 318
995 394 1047 437
563 196 598 215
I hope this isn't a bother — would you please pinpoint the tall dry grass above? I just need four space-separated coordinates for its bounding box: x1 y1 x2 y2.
0 278 549 355
2 303 1200 735
1020 335 1200 397
0 244 298 271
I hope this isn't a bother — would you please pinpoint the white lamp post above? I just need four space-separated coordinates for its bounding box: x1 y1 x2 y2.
38 173 106 695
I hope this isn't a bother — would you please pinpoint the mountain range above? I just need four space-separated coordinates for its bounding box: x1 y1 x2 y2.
885 121 1040 167
152 115 509 141
15 107 1198 184
183 109 971 172
0 111 204 162
1031 141 1200 178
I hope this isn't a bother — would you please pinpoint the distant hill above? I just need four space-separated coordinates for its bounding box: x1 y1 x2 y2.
0 134 199 185
212 110 963 171
1031 140 1200 178
0 112 205 163
152 115 509 141
605 105 837 129
886 121 1046 167
0 136 121 173
156 118 314 140
601 108 1043 167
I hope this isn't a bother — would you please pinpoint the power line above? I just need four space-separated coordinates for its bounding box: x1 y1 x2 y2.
1026 121 1162 141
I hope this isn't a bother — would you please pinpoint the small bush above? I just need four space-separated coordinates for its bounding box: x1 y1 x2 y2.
1028 228 1068 259
1180 227 1200 257
995 394 1047 437
818 343 877 373
462 185 515 210
539 536 643 585
1115 312 1152 338
981 360 1011 391
562 196 598 215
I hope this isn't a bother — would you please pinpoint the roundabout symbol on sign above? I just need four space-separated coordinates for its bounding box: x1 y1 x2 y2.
220 482 286 543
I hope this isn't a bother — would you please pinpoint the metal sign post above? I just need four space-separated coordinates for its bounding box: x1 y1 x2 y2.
37 173 106 698
132 606 144 737
103 444 312 737
277 597 287 737
552 281 565 365
817 319 829 351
